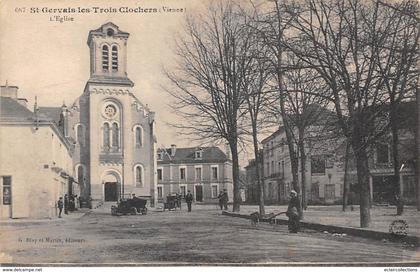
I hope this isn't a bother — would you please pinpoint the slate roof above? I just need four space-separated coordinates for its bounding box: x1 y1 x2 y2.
157 146 229 164
38 107 62 125
0 97 36 121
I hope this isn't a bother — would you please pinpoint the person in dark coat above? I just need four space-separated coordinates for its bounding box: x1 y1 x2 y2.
64 194 69 215
222 189 229 210
286 190 301 233
57 197 64 218
217 190 224 210
69 194 75 212
185 190 193 212
176 193 182 210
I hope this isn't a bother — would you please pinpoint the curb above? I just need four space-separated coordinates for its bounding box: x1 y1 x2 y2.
222 211 419 246
0 211 88 225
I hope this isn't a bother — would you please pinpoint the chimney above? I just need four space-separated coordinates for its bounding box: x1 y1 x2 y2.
1 85 19 100
170 144 177 156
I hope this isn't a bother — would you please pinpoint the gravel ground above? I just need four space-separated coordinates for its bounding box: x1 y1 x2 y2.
0 205 418 264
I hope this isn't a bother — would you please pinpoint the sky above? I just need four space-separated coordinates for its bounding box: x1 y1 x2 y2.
0 0 265 167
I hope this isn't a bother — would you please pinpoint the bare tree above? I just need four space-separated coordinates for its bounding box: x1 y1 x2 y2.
374 0 419 214
280 54 332 211
250 0 302 200
242 36 273 215
164 1 255 212
282 0 414 227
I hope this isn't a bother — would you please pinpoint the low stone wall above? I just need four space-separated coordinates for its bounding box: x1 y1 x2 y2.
222 211 419 246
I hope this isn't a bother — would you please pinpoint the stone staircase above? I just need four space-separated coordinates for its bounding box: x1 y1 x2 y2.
91 201 117 213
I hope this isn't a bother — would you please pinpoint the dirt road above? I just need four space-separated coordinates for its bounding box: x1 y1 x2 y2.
0 206 418 264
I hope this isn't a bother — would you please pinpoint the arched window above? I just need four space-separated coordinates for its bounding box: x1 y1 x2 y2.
112 122 119 148
102 45 109 71
77 165 84 185
76 124 84 146
135 126 142 147
103 123 110 150
112 46 118 72
135 165 143 187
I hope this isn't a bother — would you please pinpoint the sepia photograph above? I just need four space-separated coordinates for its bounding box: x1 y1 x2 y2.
0 0 419 269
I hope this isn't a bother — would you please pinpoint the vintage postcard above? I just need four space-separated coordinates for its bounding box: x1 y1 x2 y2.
0 0 419 269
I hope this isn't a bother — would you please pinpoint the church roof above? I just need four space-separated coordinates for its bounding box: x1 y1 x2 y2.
38 107 62 125
157 146 230 164
0 97 35 121
87 22 129 45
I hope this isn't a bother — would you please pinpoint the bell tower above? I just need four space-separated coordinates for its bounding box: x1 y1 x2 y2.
87 22 133 86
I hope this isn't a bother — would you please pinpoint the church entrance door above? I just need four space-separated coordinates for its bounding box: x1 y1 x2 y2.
104 182 118 201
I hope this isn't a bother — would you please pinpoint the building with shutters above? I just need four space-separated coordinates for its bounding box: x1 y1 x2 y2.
156 145 233 203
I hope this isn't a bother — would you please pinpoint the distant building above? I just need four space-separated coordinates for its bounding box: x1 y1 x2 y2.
260 106 346 205
256 101 417 205
354 101 417 205
156 145 233 203
244 150 263 204
0 85 75 219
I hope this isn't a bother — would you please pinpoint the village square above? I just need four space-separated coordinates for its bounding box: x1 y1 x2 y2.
0 0 419 266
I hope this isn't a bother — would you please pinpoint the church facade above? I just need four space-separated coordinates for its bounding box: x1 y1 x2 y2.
60 22 157 206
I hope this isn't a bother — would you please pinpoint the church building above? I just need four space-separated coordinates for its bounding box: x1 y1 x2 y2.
0 22 157 218
51 22 157 207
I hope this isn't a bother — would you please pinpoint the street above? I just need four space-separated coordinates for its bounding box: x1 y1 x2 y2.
0 205 418 264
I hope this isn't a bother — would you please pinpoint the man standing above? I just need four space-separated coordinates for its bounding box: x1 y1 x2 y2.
57 197 63 218
222 189 229 210
217 190 224 210
176 193 182 210
286 190 301 233
185 190 193 212
64 194 69 215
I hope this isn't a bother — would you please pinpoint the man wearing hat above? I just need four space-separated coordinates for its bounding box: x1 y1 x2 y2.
185 190 193 212
286 190 301 233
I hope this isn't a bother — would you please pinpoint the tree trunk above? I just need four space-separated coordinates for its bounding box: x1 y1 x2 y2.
390 101 402 214
342 141 350 212
252 127 265 215
352 133 371 228
230 140 241 212
417 88 420 211
278 88 300 196
298 129 307 211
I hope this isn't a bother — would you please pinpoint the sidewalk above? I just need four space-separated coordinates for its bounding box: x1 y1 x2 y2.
0 209 88 225
228 205 420 241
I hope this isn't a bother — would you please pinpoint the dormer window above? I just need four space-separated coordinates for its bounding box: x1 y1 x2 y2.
157 151 163 161
195 149 203 160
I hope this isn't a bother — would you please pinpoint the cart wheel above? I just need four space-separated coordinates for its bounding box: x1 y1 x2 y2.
130 207 137 215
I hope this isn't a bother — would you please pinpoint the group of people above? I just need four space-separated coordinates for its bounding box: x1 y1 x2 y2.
57 194 79 218
173 189 228 213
